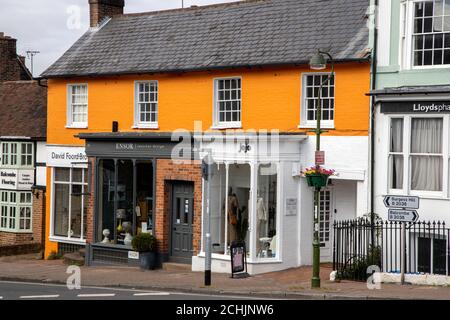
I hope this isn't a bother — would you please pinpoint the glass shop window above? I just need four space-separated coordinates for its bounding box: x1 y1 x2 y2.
256 163 278 259
98 159 154 245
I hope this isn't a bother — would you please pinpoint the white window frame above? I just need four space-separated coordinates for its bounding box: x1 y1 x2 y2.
299 72 335 129
386 114 449 198
133 80 159 129
66 84 88 128
388 117 406 193
212 77 242 129
50 167 88 243
0 141 34 168
403 0 450 70
0 190 32 233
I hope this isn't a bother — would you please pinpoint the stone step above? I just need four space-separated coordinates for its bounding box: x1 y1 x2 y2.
63 252 85 266
162 262 191 272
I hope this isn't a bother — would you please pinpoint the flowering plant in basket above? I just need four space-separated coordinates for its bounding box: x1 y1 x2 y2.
301 166 336 188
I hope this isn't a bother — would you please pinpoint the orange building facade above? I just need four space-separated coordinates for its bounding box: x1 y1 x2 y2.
42 0 373 274
44 62 371 273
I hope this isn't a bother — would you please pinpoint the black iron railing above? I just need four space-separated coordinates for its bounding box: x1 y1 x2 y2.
333 219 449 281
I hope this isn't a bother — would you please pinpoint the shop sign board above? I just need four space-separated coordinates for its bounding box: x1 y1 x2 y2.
47 146 87 167
285 198 298 216
230 241 248 278
381 101 450 114
0 169 34 190
128 251 139 260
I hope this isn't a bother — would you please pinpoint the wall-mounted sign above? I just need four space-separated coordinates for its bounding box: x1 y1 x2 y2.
85 141 179 159
285 198 298 216
0 169 34 190
128 251 139 260
47 146 87 167
381 101 450 114
315 151 325 166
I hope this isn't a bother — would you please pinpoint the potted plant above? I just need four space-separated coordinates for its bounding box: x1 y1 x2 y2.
131 232 157 270
301 166 336 188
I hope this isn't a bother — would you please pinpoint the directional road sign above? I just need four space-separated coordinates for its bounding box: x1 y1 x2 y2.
383 195 419 210
388 209 419 222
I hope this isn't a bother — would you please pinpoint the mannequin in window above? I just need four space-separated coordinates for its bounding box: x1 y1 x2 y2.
227 187 239 244
256 193 268 253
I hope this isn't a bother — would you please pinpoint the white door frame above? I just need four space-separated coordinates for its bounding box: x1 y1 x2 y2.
319 187 335 262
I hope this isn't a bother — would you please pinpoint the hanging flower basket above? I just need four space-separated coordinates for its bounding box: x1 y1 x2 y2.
301 166 336 188
306 174 329 188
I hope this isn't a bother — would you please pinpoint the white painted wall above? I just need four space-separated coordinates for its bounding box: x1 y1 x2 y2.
35 141 46 187
377 0 392 67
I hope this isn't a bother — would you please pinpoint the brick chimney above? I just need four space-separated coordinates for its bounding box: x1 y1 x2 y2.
0 33 21 81
89 0 125 27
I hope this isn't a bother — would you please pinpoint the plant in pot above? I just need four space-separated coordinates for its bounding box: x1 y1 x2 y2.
131 232 157 270
301 166 336 188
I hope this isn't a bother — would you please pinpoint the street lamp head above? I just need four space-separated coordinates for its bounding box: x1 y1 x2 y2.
309 51 327 70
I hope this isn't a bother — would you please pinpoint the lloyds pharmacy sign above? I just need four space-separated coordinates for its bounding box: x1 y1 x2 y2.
381 101 450 114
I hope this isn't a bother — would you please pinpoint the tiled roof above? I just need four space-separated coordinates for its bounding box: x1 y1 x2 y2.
0 81 47 138
42 0 371 78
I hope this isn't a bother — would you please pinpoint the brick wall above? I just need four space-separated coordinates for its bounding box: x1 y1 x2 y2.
0 188 46 248
155 159 202 257
85 157 96 243
89 0 124 27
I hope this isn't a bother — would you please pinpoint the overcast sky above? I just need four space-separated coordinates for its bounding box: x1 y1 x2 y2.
0 0 239 76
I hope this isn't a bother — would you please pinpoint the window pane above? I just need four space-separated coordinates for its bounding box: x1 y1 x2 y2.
71 184 82 238
72 169 82 183
411 118 443 153
55 168 70 182
256 163 277 258
390 118 404 152
54 184 70 237
411 156 443 191
390 155 404 189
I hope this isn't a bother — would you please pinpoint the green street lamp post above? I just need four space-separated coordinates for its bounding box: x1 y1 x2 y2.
308 50 335 289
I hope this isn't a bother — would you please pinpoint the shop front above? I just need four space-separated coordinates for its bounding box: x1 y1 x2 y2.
374 91 450 224
77 133 201 266
192 133 309 274
46 145 88 255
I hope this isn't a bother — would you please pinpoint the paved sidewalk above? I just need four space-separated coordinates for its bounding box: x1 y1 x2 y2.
0 254 450 299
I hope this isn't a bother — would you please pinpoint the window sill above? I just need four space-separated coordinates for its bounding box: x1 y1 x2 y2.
49 236 86 245
210 123 242 130
132 124 159 130
0 229 32 234
298 123 335 130
65 124 88 129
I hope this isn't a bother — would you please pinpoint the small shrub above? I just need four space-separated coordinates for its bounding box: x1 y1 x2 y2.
47 251 63 260
131 233 156 252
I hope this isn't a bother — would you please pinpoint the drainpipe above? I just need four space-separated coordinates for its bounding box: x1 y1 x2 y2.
370 0 379 251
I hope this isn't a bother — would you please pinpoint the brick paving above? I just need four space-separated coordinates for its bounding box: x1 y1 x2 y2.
1 255 450 299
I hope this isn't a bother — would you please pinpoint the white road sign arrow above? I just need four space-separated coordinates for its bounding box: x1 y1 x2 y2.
383 195 419 210
388 209 419 223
